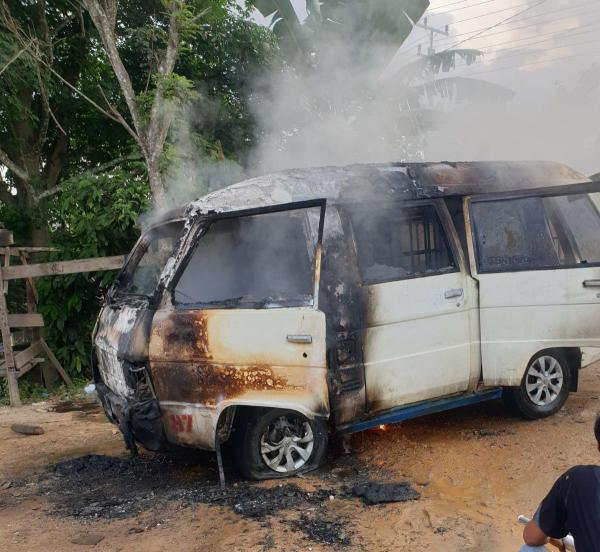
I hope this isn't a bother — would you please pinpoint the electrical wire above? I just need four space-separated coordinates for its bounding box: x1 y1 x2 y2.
459 47 600 75
452 1 535 25
400 0 600 55
436 0 600 46
487 34 600 60
431 0 498 18
429 0 468 11
441 0 549 52
484 26 600 55
400 1 540 53
476 18 600 51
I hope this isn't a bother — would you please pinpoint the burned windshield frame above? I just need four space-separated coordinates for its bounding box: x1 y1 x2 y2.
169 199 326 310
110 220 185 304
469 182 600 274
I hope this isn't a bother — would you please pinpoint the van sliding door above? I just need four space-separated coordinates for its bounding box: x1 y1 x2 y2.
466 182 600 388
347 199 478 415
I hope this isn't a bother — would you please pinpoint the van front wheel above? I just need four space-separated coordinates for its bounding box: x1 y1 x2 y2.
236 409 328 480
505 350 571 419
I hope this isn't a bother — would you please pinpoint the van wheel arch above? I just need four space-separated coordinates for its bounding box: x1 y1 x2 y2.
562 347 581 392
504 348 576 419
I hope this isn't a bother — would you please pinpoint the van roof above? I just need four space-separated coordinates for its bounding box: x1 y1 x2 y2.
177 161 589 220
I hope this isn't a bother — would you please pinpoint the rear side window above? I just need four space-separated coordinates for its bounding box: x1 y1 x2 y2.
348 203 457 284
471 193 600 272
174 207 320 308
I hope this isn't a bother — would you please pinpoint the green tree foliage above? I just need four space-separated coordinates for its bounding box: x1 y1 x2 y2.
0 1 279 382
180 8 278 163
0 0 134 244
36 162 150 376
250 0 429 70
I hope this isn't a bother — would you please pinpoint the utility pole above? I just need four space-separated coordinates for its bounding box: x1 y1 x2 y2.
416 17 449 56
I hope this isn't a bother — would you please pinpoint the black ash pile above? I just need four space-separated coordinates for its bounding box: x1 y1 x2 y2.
40 453 334 520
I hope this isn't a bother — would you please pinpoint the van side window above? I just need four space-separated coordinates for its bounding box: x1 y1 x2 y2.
349 204 457 284
471 194 600 272
173 208 318 308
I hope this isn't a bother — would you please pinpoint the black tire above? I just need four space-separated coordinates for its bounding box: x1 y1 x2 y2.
235 408 328 480
504 349 572 420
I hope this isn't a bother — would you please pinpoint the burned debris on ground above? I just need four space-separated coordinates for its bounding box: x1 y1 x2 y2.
352 481 421 505
40 454 333 521
14 451 423 547
284 513 353 546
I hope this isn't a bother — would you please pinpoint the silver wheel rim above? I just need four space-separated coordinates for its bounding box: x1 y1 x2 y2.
260 415 314 474
525 355 564 406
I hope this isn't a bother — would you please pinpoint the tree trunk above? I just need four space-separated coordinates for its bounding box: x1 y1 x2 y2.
147 158 166 207
26 200 50 247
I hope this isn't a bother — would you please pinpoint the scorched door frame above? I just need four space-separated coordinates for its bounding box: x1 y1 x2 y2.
148 199 329 451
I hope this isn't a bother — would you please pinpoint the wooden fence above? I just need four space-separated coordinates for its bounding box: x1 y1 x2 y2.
0 250 125 406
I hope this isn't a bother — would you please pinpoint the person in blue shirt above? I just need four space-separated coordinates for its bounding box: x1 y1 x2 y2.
520 414 600 552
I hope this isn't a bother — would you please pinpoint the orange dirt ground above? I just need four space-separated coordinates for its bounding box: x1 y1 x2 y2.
1 363 599 552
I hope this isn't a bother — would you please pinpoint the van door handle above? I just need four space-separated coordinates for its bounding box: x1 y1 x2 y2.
583 280 600 288
287 334 313 344
444 288 464 299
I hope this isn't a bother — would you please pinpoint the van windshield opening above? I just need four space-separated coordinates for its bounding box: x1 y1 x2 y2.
174 208 320 308
116 221 184 298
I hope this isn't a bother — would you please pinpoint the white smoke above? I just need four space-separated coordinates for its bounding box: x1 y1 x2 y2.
249 0 600 177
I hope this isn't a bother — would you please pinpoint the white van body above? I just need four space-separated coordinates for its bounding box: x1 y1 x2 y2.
93 161 600 478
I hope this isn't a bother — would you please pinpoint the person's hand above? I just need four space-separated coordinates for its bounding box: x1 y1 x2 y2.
548 537 566 552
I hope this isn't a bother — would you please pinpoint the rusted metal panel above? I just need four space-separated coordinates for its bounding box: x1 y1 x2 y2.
147 307 329 448
152 363 290 405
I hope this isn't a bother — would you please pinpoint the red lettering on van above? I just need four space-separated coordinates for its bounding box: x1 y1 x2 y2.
169 414 193 433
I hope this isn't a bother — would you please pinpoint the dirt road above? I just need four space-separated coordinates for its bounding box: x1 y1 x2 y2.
2 364 600 552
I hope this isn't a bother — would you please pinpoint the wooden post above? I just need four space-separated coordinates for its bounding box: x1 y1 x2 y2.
40 339 73 387
20 251 39 306
0 267 20 406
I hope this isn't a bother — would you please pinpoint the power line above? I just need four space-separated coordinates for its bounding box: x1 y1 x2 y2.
435 0 600 46
487 35 600 61
429 0 468 11
483 25 600 54
441 0 549 52
402 0 600 55
400 0 553 53
453 2 600 33
452 1 535 25
397 23 600 74
432 0 498 18
458 47 600 75
476 19 600 51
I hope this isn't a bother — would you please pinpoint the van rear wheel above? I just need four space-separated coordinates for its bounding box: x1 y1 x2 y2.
505 350 571 419
235 409 328 480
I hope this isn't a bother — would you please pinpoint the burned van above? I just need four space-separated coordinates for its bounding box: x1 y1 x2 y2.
93 161 600 479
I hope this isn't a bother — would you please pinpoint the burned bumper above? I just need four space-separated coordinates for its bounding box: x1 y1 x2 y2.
96 382 170 453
